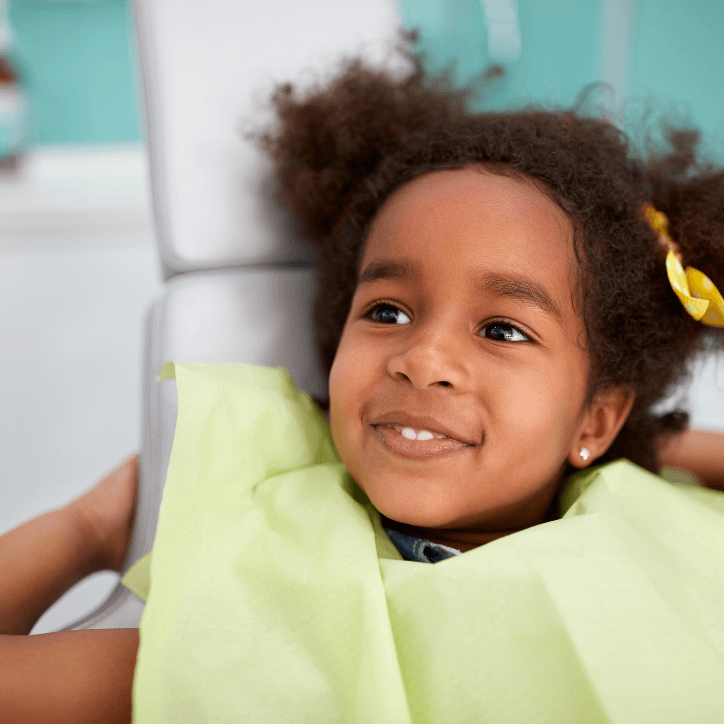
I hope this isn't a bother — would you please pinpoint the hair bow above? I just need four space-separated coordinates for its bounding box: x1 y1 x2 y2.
643 204 724 327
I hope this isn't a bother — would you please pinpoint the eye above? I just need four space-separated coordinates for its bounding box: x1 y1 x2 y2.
367 303 411 325
480 321 531 343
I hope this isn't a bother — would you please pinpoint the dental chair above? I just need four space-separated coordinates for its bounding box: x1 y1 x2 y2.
59 0 724 633
59 0 403 631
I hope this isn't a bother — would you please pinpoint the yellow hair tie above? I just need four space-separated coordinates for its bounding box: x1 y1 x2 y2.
643 204 724 327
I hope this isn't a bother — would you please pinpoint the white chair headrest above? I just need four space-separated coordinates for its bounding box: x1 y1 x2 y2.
134 0 402 277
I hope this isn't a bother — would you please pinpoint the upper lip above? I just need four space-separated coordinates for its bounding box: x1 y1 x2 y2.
368 410 480 446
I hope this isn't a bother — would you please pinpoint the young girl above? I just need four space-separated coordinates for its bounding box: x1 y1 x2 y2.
2 55 724 723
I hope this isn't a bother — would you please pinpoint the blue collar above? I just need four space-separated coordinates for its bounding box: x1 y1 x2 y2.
384 527 462 563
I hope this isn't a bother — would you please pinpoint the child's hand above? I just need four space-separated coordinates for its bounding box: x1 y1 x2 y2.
67 456 138 573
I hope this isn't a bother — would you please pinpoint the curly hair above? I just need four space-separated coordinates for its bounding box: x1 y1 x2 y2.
259 53 724 474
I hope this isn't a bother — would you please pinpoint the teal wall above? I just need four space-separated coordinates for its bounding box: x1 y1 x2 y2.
398 0 600 111
629 0 724 139
9 0 140 145
6 0 724 147
398 0 724 139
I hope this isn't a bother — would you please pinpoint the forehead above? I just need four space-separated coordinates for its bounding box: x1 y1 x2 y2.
360 168 577 322
363 167 574 271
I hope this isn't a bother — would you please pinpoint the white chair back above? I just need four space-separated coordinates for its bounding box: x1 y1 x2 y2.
134 0 402 277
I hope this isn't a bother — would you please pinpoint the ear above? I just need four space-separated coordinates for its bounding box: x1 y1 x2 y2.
568 386 635 469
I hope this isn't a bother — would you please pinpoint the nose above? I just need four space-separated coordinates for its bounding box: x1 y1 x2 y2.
386 322 472 390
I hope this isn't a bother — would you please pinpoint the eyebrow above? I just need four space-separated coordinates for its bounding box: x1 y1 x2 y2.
357 257 564 324
357 259 417 287
473 271 564 324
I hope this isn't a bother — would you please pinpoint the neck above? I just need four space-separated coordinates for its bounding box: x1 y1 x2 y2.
380 517 517 551
380 474 567 553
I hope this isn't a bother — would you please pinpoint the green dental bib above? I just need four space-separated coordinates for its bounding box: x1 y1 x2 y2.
123 362 724 723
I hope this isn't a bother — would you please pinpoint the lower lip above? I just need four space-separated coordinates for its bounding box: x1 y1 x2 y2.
371 425 474 459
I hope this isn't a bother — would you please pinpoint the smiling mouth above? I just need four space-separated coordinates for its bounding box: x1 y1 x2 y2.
384 424 449 441
368 411 479 444
370 422 477 459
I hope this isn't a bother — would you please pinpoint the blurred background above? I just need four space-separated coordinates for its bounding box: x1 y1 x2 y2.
1 0 723 633
0 0 160 634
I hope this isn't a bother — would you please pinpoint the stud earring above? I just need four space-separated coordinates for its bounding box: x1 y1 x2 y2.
579 447 590 461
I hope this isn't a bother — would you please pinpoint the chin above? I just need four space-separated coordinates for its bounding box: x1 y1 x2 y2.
352 467 470 526
368 492 461 529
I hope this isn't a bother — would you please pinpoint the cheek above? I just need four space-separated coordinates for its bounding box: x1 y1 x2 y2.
494 356 587 452
328 328 390 488
328 359 348 446
327 338 363 462
328 324 381 417
507 380 568 426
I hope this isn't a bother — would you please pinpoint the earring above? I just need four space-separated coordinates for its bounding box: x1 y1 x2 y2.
579 447 590 461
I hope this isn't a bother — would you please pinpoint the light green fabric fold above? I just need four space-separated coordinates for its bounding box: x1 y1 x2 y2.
121 551 150 602
125 362 724 724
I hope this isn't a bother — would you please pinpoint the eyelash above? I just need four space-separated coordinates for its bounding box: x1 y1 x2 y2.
363 302 533 343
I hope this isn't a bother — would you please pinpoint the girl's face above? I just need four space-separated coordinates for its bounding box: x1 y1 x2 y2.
328 168 594 544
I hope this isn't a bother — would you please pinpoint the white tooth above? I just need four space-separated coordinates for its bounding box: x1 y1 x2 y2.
417 430 434 441
401 427 417 440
